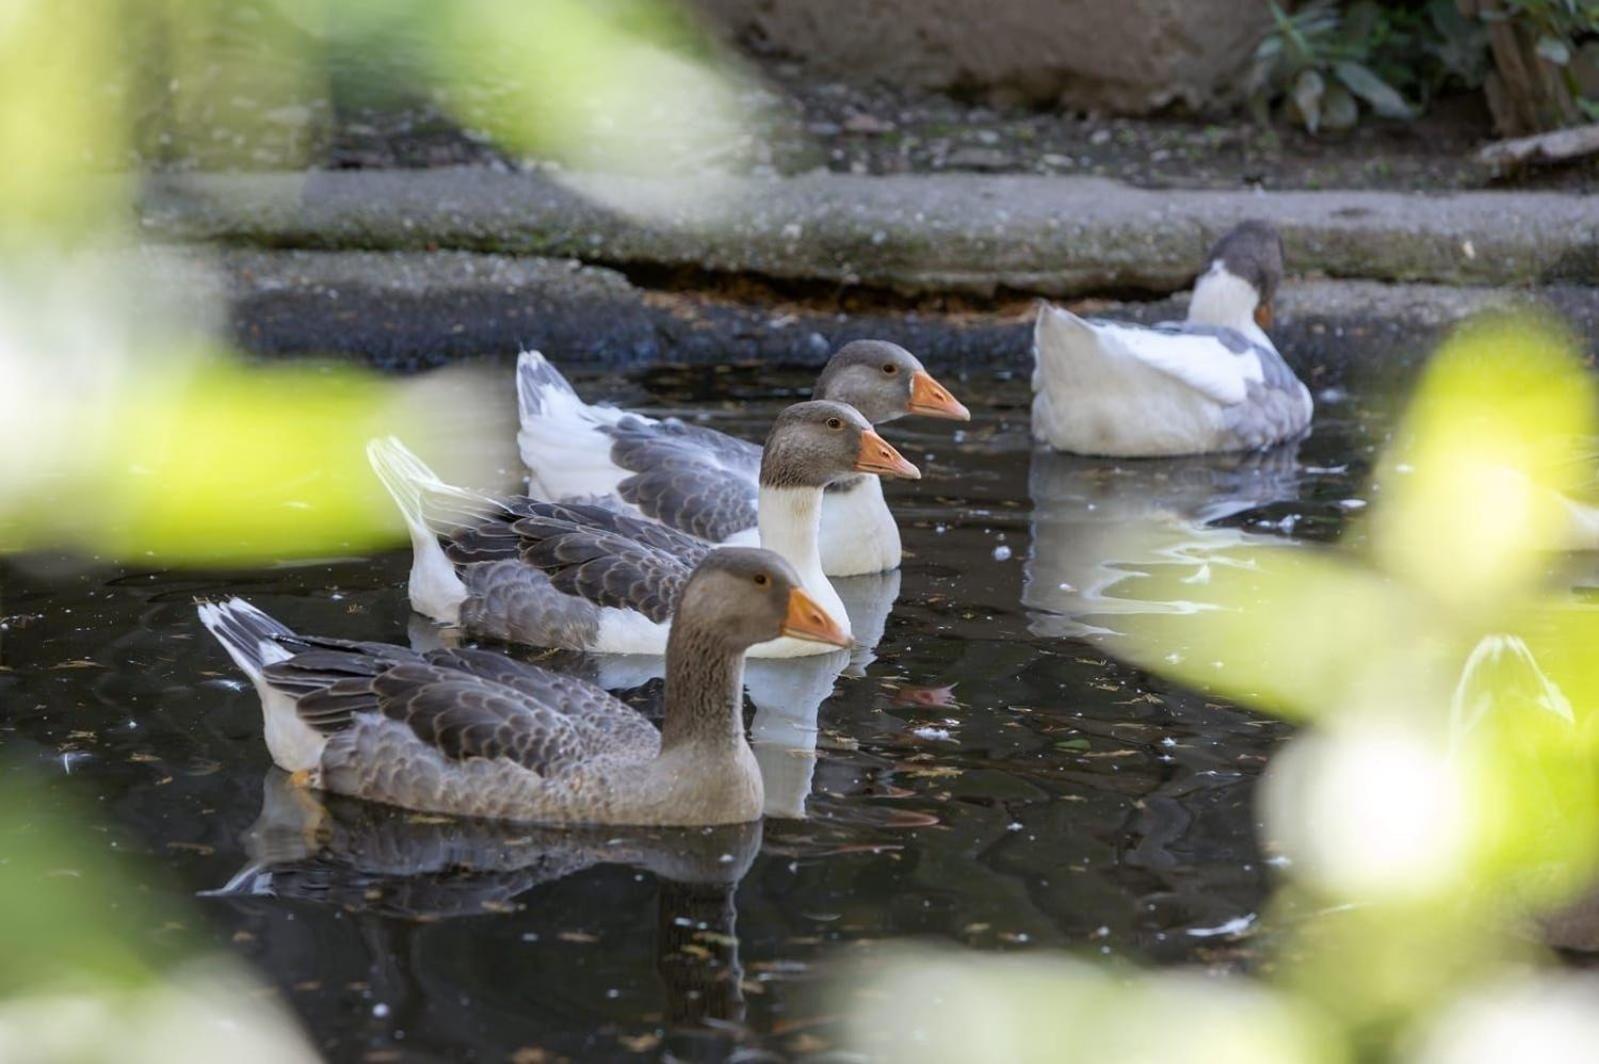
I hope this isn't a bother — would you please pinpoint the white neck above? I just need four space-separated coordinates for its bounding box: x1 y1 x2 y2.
757 484 850 635
1187 261 1260 333
758 484 828 587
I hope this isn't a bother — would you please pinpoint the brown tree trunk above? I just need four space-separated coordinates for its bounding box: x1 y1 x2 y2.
1459 0 1581 135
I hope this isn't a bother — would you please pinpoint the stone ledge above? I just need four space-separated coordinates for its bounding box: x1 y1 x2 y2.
175 247 1599 374
139 168 1599 298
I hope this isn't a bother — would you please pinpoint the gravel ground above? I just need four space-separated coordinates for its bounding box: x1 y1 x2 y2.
112 2 1598 193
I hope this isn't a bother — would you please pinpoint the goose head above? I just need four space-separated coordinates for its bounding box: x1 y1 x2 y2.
676 547 851 651
759 400 920 488
1189 220 1285 332
813 340 970 424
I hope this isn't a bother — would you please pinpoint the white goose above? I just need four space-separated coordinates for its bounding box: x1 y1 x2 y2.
1032 220 1313 457
515 340 968 577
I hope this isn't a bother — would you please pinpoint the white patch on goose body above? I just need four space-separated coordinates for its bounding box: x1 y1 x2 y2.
1031 305 1233 456
818 475 901 576
516 351 636 502
196 601 328 774
593 606 672 656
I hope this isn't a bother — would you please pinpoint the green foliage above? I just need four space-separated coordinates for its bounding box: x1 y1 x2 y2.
1246 0 1599 133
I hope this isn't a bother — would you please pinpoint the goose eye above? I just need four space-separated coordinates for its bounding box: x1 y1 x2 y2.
826 417 843 430
882 363 898 374
753 573 769 586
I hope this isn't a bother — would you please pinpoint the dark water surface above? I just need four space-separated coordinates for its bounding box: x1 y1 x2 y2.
0 364 1391 1061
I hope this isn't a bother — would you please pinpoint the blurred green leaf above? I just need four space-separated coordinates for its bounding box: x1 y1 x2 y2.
0 772 186 996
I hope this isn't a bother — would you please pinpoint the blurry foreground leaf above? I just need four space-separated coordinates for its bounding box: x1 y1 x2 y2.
845 950 1345 1064
1372 313 1593 615
0 253 513 564
0 772 317 1061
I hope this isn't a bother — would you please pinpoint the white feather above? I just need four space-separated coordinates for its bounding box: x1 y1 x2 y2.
817 476 901 576
749 484 852 659
365 437 469 624
1032 305 1234 456
515 349 637 502
1187 260 1262 333
195 599 327 773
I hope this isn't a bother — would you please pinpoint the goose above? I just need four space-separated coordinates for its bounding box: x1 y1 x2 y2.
1031 220 1313 457
516 340 968 576
532 567 903 820
368 400 919 658
196 547 851 826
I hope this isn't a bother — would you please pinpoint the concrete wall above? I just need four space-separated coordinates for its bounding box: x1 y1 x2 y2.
692 0 1274 113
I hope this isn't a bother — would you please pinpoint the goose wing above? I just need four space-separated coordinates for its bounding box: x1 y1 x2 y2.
261 645 655 776
509 511 693 624
432 495 712 570
1092 320 1277 406
604 415 761 543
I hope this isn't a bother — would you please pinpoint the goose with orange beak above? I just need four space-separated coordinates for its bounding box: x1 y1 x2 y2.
1031 219 1312 457
517 339 965 577
368 400 919 658
196 548 848 826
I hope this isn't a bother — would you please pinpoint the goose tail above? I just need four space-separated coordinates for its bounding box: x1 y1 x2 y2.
515 349 630 501
365 436 484 622
196 596 297 684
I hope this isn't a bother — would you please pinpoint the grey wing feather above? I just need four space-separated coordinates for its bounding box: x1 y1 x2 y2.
616 462 758 544
372 669 589 776
438 496 711 568
507 512 693 623
1151 320 1313 449
603 415 761 542
260 638 427 734
458 560 603 650
667 421 763 476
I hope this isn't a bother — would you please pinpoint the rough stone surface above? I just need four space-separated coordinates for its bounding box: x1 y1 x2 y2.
212 249 656 366
190 247 1599 379
139 168 1599 299
690 0 1272 113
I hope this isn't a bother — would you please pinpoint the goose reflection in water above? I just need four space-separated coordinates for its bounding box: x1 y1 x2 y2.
1024 444 1304 641
208 770 761 1046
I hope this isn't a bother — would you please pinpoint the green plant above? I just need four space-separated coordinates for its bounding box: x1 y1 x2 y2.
1248 0 1488 133
1499 0 1599 118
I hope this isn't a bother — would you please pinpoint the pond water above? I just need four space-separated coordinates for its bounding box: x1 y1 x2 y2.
0 362 1394 1061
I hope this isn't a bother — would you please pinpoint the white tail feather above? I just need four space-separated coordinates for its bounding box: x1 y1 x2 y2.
515 349 633 502
366 436 479 623
195 598 327 773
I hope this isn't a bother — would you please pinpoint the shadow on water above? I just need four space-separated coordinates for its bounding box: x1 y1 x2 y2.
0 363 1395 1059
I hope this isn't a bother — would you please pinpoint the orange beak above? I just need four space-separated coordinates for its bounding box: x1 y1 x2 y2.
780 587 852 648
854 429 921 479
908 370 971 421
1254 301 1274 330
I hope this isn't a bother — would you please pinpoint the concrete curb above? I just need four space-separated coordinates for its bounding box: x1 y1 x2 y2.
186 247 1599 375
139 168 1599 298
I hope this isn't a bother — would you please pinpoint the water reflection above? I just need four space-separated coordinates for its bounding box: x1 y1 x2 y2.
210 771 760 1047
1024 445 1304 640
